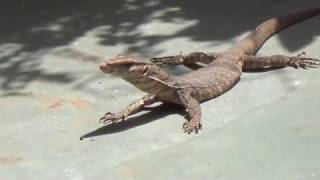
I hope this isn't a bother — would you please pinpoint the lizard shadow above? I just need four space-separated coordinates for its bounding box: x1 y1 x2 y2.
80 103 184 140
243 67 285 73
243 66 315 73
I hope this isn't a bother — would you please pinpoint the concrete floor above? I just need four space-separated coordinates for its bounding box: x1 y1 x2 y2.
1 0 320 179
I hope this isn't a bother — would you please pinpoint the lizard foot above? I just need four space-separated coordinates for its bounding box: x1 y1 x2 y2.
182 120 202 134
99 112 125 125
289 56 320 69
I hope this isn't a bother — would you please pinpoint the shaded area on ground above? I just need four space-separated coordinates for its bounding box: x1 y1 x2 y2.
0 0 319 91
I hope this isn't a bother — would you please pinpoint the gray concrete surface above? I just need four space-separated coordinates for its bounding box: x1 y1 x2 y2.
0 0 320 179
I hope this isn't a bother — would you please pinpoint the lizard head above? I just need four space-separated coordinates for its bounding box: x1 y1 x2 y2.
99 55 154 78
100 55 176 96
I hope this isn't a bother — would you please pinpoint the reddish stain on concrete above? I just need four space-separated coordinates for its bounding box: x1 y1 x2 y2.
70 98 89 109
0 156 23 166
49 99 65 108
115 166 146 178
48 98 90 109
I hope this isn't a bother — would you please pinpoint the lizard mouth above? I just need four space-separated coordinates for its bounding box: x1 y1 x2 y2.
99 63 112 73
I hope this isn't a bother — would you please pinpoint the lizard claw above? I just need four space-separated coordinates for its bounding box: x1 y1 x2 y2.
182 120 202 134
99 112 124 125
289 56 320 69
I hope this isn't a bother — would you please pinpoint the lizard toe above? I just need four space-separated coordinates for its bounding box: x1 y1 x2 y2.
182 121 201 134
99 112 122 125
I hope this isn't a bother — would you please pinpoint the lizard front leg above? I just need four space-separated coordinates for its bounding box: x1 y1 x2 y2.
151 52 220 69
177 90 202 134
99 94 157 125
243 54 320 70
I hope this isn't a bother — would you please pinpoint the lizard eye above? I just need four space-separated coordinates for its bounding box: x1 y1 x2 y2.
142 65 149 75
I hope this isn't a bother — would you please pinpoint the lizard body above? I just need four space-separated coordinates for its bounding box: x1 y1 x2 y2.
99 7 320 133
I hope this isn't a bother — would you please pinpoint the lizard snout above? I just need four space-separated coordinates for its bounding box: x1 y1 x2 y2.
99 63 112 73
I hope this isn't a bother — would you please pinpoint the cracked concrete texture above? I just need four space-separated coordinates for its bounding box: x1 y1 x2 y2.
0 0 320 179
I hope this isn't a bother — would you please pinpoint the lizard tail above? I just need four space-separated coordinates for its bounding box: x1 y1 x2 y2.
233 7 320 55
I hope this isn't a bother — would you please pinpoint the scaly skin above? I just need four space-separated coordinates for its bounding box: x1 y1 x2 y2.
99 7 320 134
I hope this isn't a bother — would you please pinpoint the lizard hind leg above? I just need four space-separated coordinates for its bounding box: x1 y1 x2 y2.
243 54 320 71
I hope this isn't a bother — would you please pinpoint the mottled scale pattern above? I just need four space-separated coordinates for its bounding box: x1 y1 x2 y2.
178 55 242 102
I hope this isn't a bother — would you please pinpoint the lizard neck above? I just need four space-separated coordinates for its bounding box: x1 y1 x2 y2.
122 65 179 100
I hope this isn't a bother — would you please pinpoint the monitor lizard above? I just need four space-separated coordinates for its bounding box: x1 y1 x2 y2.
99 7 320 134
